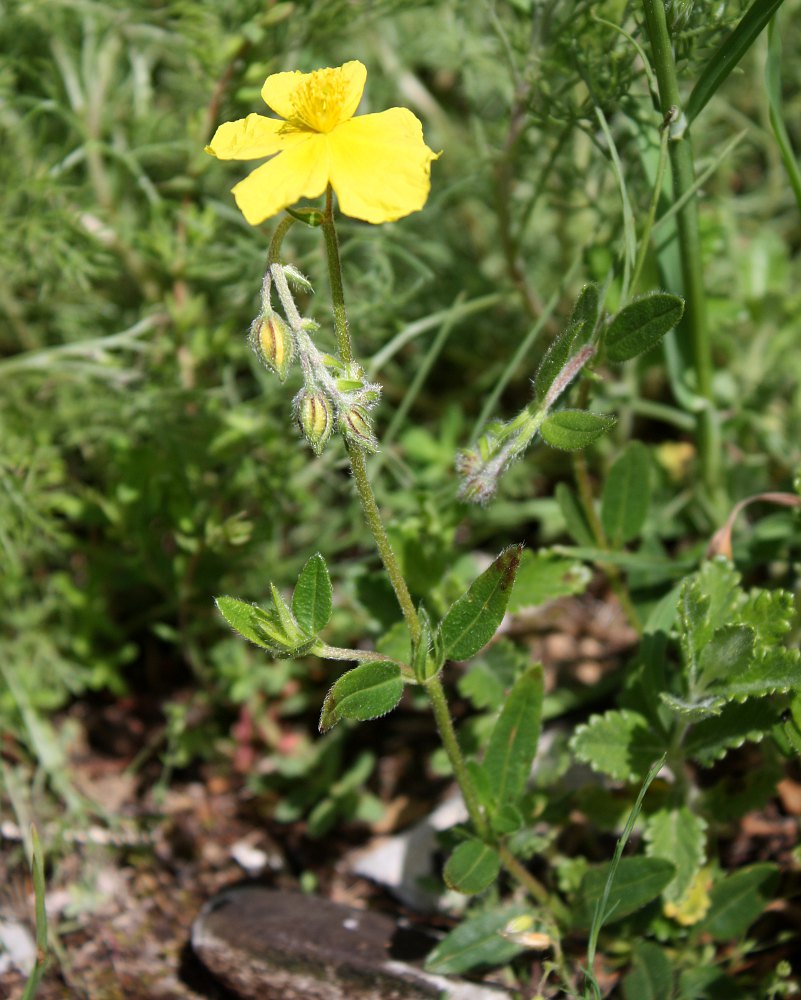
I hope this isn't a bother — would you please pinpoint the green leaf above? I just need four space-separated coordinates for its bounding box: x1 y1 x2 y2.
683 700 780 765
484 665 543 806
601 441 651 547
686 0 788 126
443 839 501 895
575 857 676 928
491 802 524 836
623 941 674 1000
425 903 529 974
699 863 779 939
605 293 684 363
645 807 707 903
439 545 522 661
696 625 754 688
319 662 404 733
215 595 276 650
571 710 668 781
555 482 595 546
541 410 616 451
292 552 332 636
533 284 598 402
508 549 591 611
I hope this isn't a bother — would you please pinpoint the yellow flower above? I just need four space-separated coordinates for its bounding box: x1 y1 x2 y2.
206 60 440 226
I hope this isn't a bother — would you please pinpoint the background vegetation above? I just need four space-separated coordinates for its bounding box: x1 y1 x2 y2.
2 0 801 997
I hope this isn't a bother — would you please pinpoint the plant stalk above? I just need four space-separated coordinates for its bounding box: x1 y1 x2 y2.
641 0 720 501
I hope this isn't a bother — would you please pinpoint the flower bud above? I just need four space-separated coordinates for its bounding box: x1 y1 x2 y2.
339 403 379 454
296 389 333 455
251 312 294 381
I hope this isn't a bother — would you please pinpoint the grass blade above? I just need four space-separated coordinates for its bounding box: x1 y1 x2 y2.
765 16 801 211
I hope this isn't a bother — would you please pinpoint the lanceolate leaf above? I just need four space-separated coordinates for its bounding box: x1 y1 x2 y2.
700 863 779 939
215 595 276 649
443 839 501 895
508 550 591 611
439 546 522 661
425 904 529 975
292 552 332 636
319 661 404 732
541 410 616 451
575 857 676 928
623 941 674 1000
601 441 651 547
686 0 787 126
484 665 544 806
605 293 684 363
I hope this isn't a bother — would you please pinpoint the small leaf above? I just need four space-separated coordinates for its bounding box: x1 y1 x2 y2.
541 410 616 451
484 665 544 805
699 863 779 939
601 441 652 547
215 596 278 650
443 839 501 895
575 857 676 928
555 482 595 545
645 807 707 904
292 553 333 636
508 550 591 611
571 710 668 781
683 700 779 765
425 903 529 975
491 802 524 836
686 0 787 126
319 662 404 733
605 293 684 363
439 546 522 661
623 941 674 1000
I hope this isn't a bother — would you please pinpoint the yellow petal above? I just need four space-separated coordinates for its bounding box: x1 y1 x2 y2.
231 134 330 225
327 109 439 223
261 61 367 132
206 113 306 160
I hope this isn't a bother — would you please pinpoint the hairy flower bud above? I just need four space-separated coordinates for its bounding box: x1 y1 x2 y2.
251 312 294 381
339 403 379 454
295 389 333 455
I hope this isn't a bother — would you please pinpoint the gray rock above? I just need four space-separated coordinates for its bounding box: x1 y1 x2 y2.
192 886 512 1000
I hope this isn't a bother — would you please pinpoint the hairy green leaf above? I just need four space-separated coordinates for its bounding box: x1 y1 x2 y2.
605 293 683 363
541 410 616 451
292 552 332 636
508 550 591 611
686 0 787 126
645 807 707 903
425 904 529 974
571 710 668 781
700 863 779 939
576 857 676 928
215 595 277 650
601 441 651 547
484 665 543 806
439 546 522 661
319 662 404 733
555 482 595 546
443 839 501 895
697 625 754 688
533 284 598 402
683 699 780 764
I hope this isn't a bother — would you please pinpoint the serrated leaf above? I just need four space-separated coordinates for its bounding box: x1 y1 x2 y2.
683 699 780 764
697 625 754 688
424 903 529 974
699 863 779 939
686 0 787 126
714 646 800 701
571 710 668 781
623 941 674 1000
508 549 591 611
541 410 616 451
443 839 501 895
292 553 332 636
575 857 676 928
605 293 684 363
738 586 795 643
484 665 543 806
645 807 707 903
319 662 404 732
439 546 522 661
601 441 651 547
660 691 727 722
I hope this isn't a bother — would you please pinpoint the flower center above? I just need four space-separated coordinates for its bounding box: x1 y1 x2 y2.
289 68 349 133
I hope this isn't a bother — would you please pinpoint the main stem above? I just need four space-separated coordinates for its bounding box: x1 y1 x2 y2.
641 0 719 501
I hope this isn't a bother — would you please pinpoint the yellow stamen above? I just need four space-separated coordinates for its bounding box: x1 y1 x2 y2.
289 69 349 132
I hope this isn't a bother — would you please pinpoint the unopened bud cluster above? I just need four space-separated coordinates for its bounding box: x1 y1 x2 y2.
250 263 381 457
